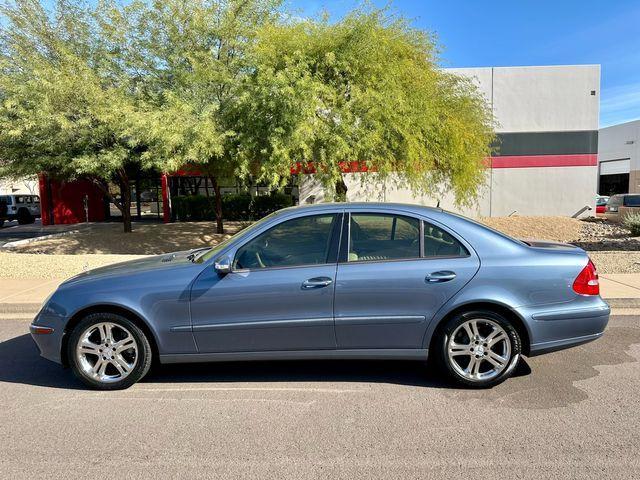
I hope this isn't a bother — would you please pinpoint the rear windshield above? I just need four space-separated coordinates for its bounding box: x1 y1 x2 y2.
624 195 640 207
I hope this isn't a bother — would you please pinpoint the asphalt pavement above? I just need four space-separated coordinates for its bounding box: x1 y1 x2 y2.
0 314 639 479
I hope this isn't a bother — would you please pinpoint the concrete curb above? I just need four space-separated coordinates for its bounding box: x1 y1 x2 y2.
1 230 80 249
605 298 640 308
0 303 42 314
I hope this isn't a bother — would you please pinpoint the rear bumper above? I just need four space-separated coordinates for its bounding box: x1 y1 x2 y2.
517 299 610 357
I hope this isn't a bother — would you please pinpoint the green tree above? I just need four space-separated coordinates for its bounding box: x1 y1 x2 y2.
133 0 283 233
0 0 158 232
232 7 495 204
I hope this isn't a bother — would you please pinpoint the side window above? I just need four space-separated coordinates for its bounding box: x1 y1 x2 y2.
33 196 40 203
234 214 337 269
15 196 24 204
349 213 420 262
423 222 469 257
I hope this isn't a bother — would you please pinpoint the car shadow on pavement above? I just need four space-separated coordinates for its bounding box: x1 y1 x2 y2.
0 333 532 390
0 334 85 390
145 357 532 389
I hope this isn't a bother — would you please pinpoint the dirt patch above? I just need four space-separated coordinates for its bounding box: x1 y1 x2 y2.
4 216 640 274
481 216 583 243
4 221 246 255
0 252 147 279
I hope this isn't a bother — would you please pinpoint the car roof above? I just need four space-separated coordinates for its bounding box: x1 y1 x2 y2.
281 202 443 215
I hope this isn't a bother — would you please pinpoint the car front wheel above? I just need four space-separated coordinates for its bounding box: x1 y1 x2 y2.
67 313 153 390
437 310 521 388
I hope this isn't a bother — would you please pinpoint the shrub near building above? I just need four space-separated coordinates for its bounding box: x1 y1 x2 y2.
172 193 293 222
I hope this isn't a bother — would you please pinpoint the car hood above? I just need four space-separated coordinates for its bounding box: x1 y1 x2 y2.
61 248 209 286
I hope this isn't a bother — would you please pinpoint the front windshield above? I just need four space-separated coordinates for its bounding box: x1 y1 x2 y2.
197 211 282 263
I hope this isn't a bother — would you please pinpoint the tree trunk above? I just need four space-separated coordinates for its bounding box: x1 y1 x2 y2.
210 176 224 234
335 175 348 202
117 170 132 233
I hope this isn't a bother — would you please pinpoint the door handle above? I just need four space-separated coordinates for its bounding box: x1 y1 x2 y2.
301 277 333 290
425 271 457 283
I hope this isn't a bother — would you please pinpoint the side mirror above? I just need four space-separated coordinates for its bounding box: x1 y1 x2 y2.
214 256 232 275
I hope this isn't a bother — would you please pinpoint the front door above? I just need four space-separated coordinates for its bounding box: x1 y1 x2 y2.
190 212 342 353
334 212 480 350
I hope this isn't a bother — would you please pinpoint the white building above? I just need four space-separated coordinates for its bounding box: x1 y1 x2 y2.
598 119 640 196
299 64 601 217
0 177 39 196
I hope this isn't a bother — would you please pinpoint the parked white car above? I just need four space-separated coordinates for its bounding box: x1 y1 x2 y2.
0 194 40 226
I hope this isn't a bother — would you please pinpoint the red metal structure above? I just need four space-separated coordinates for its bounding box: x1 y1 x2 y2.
39 174 107 226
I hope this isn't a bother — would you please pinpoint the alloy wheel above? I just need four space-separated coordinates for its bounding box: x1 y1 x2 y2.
75 322 139 383
447 318 512 382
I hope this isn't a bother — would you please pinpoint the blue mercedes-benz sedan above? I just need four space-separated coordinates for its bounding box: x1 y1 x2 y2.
30 203 610 390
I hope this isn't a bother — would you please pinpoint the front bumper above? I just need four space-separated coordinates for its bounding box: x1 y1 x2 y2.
517 299 610 357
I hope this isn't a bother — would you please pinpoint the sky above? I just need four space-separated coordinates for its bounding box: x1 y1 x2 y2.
288 0 640 127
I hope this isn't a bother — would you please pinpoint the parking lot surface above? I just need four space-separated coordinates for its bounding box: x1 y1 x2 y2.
1 315 639 479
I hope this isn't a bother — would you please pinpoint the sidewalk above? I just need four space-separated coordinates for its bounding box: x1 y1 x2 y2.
0 274 638 313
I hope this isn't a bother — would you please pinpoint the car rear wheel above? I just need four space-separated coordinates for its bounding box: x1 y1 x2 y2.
436 310 521 388
68 313 152 390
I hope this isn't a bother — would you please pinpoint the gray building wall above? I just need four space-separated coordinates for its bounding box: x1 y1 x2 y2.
300 64 601 218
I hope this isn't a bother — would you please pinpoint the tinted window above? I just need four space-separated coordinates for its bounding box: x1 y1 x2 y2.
234 214 337 269
14 196 24 204
32 196 40 203
0 196 10 205
624 195 640 207
609 195 622 207
349 214 420 262
424 222 469 257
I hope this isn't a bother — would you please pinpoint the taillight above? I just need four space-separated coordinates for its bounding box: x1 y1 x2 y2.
572 260 599 296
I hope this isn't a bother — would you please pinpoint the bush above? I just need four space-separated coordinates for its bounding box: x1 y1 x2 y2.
172 195 213 221
623 213 640 236
172 192 294 222
221 194 252 220
251 192 294 219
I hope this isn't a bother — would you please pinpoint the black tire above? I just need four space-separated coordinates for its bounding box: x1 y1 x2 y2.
436 310 521 388
67 313 153 390
16 208 33 225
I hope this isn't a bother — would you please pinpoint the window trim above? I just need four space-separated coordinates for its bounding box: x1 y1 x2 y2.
231 212 343 272
339 211 471 265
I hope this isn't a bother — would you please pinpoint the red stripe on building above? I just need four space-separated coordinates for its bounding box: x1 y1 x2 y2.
490 154 597 169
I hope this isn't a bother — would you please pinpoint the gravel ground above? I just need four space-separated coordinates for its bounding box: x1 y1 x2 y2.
481 216 583 242
481 216 640 274
3 221 246 255
0 252 148 279
1 216 638 277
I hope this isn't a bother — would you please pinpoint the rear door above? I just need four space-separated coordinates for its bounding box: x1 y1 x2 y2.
334 210 480 350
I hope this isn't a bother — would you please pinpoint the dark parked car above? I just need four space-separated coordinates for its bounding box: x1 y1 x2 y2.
30 203 609 390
